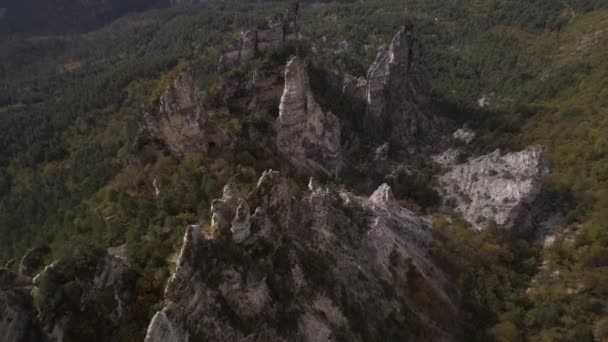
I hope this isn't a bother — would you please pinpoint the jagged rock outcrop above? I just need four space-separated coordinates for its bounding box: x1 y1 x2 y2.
211 199 232 233
437 145 547 231
2 246 137 342
31 247 137 341
276 56 342 176
145 171 459 341
366 29 447 151
144 72 208 155
218 3 299 72
231 200 252 243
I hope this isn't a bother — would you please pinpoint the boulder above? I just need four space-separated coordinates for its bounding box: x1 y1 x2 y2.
144 72 208 155
438 145 547 231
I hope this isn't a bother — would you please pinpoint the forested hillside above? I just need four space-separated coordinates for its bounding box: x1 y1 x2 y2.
0 0 169 33
1 0 608 340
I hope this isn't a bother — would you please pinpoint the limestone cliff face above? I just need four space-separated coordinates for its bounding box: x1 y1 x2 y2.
33 249 136 341
366 29 447 151
144 72 208 155
276 56 342 176
145 171 459 341
438 145 547 231
218 4 299 72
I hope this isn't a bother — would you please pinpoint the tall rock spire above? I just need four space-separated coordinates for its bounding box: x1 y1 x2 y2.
366 29 446 152
276 56 342 176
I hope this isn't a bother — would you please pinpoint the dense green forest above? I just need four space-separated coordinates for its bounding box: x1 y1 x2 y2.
1 0 608 340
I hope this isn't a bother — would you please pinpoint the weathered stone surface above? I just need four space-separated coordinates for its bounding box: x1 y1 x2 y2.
452 127 476 145
145 172 458 341
145 310 187 342
231 200 252 243
277 56 342 176
211 200 232 233
433 148 466 167
218 3 299 72
438 145 547 231
144 72 208 155
366 29 447 151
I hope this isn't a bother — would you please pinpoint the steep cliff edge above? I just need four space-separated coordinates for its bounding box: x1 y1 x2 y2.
366 29 448 152
276 56 342 176
145 171 459 341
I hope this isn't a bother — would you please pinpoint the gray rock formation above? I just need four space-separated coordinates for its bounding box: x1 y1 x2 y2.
218 3 299 72
32 249 136 341
144 72 208 155
145 310 187 342
437 145 547 231
145 171 459 341
231 200 252 243
211 199 232 233
452 127 476 145
366 29 447 151
276 56 342 176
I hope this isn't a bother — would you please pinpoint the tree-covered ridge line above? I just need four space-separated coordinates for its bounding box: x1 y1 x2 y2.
0 0 607 340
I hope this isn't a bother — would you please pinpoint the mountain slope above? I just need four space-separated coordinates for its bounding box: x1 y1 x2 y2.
1 0 608 341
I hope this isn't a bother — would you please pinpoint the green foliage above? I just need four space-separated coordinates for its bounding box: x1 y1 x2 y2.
432 216 541 340
2 0 608 340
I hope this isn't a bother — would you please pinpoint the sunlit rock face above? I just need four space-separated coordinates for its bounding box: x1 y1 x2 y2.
438 145 547 231
366 29 447 152
144 71 208 155
145 171 459 341
276 56 342 176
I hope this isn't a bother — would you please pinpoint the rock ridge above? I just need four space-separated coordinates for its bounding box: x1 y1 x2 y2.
145 171 459 341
